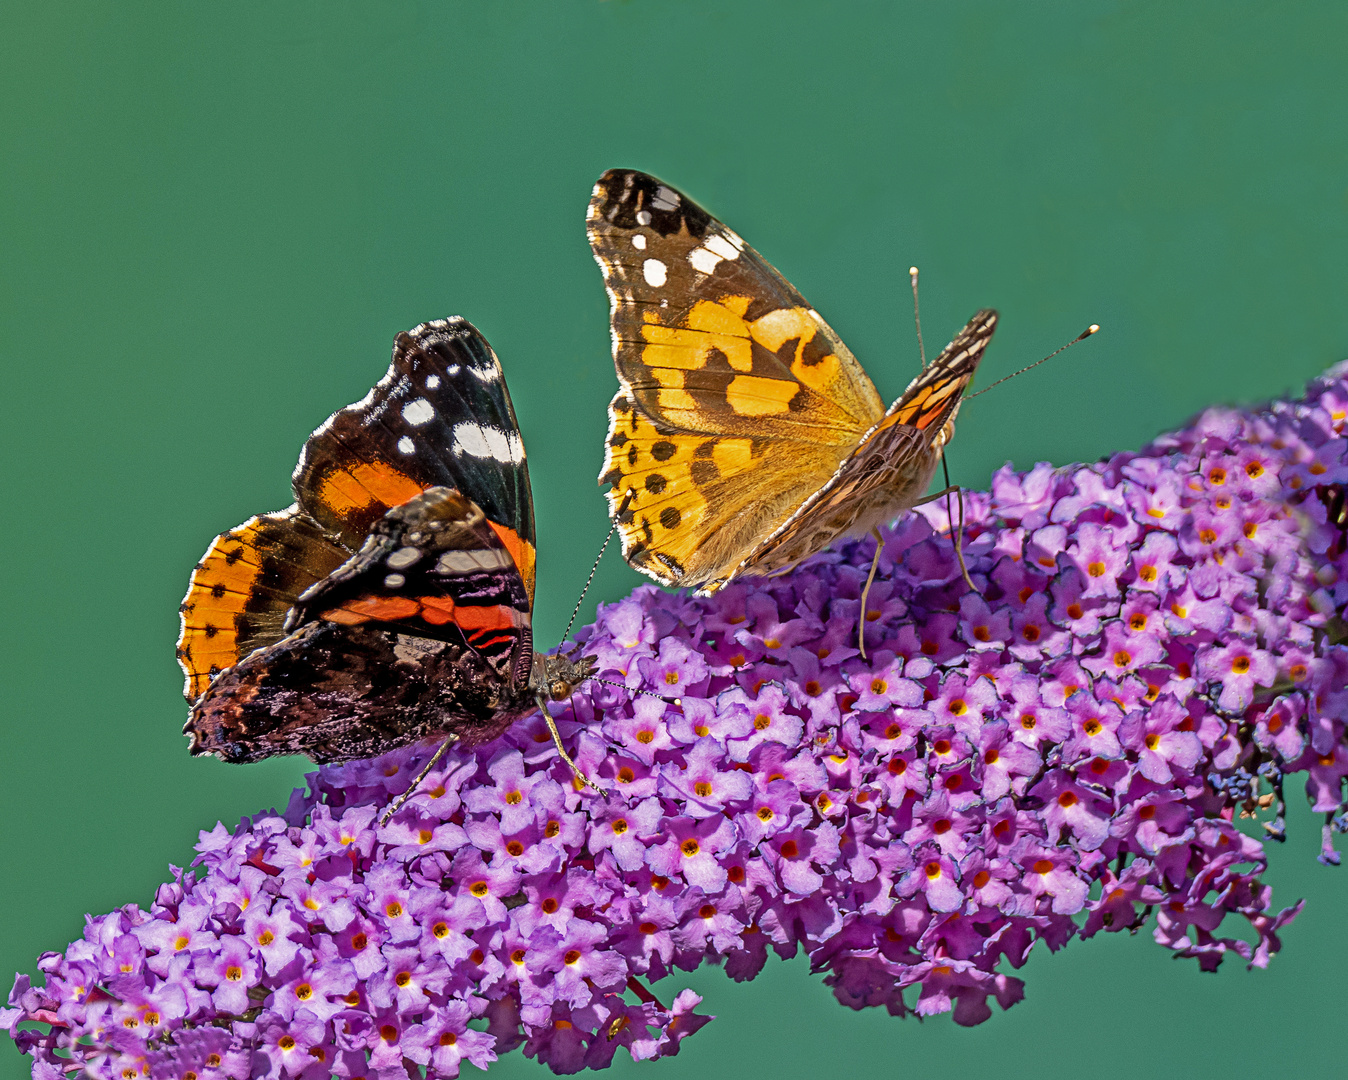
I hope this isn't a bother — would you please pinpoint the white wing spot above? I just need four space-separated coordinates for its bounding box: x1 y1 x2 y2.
397 436 415 454
386 547 422 570
631 234 647 250
436 549 511 574
643 259 668 287
426 374 441 389
452 422 524 463
688 247 720 275
446 364 460 376
383 573 405 589
469 364 501 383
652 186 679 210
401 398 435 426
705 233 741 261
635 210 652 226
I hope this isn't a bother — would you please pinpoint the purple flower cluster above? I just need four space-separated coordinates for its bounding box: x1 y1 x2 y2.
10 361 1348 1078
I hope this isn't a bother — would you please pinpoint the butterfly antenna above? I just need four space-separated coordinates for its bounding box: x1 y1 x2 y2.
910 266 928 369
561 491 633 643
967 324 1099 400
586 676 681 707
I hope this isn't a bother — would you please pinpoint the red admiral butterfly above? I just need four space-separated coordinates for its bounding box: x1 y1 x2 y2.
177 317 593 767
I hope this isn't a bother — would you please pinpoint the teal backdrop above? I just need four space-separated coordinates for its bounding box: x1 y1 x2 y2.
3 3 1346 1078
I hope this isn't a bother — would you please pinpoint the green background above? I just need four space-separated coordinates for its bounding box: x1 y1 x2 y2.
3 2 1346 1077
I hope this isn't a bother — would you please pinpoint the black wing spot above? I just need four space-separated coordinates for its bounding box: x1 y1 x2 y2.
651 441 677 461
691 460 719 486
694 441 716 459
645 474 668 494
211 583 228 599
224 548 243 566
659 507 681 530
627 445 639 467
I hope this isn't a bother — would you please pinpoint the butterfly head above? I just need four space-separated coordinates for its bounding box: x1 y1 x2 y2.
535 651 597 707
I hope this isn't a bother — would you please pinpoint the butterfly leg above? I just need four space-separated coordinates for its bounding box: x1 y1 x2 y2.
857 527 884 660
379 734 460 825
944 484 978 595
543 701 606 794
913 482 979 595
912 484 959 507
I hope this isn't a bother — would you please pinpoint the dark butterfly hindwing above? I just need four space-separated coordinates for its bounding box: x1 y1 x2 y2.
185 487 536 763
